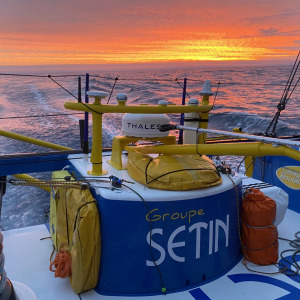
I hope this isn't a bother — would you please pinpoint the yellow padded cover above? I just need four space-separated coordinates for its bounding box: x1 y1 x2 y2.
50 170 72 249
67 188 100 294
127 152 222 190
50 171 100 294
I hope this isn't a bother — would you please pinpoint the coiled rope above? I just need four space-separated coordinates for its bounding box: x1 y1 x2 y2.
49 249 72 279
278 232 300 282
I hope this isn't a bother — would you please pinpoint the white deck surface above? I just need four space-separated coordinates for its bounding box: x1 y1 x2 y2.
2 209 299 300
69 154 242 202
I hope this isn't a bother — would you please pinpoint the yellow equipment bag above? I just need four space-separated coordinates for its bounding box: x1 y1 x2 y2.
49 170 71 250
127 152 222 190
49 171 101 294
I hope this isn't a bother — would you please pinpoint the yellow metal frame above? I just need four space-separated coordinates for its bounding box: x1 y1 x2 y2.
244 156 254 177
0 130 72 192
198 95 210 144
0 130 72 151
125 142 300 162
65 94 300 176
88 111 108 176
13 174 51 192
108 135 176 170
64 97 213 174
64 102 212 114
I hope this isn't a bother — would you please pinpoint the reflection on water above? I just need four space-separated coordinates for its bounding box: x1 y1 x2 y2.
1 65 299 152
0 64 299 229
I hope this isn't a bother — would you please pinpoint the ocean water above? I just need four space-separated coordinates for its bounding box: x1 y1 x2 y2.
0 64 299 229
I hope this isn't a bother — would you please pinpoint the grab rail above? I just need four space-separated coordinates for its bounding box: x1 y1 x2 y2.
0 130 72 151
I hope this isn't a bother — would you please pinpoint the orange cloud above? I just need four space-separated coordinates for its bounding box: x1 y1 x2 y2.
0 1 299 65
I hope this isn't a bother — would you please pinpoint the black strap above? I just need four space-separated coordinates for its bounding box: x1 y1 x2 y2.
184 118 209 122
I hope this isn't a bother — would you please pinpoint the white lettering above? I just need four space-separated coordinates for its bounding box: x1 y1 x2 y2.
168 225 186 262
215 215 229 253
146 215 231 266
209 220 214 255
189 222 208 259
146 229 166 266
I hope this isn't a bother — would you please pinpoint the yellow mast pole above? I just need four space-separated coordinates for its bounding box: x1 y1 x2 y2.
198 80 214 144
86 91 108 176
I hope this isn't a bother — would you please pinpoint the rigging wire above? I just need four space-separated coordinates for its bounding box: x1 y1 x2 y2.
47 75 78 100
106 77 118 104
210 81 220 110
0 73 50 78
47 75 110 115
287 75 300 101
280 51 300 104
0 72 295 86
0 111 268 121
175 78 191 98
0 113 84 120
0 73 87 78
265 51 300 137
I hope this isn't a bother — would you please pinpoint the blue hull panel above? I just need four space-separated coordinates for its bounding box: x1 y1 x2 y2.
94 185 242 295
252 155 300 213
0 152 70 176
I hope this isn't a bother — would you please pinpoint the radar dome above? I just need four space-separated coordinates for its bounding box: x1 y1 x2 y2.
122 113 170 138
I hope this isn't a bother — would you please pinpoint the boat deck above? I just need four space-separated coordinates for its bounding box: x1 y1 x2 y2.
3 209 300 300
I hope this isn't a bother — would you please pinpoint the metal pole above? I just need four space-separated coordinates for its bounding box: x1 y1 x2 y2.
178 78 187 144
84 73 89 140
78 77 82 102
175 125 300 148
83 73 90 160
0 130 72 150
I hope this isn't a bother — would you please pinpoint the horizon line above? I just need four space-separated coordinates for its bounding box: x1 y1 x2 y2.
0 59 293 73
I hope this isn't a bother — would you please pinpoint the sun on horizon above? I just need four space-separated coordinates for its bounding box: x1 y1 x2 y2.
0 1 299 67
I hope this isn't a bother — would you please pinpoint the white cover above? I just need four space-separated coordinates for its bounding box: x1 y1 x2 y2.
241 175 289 226
122 113 170 138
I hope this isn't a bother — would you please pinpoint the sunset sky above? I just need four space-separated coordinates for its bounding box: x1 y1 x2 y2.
0 0 299 67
